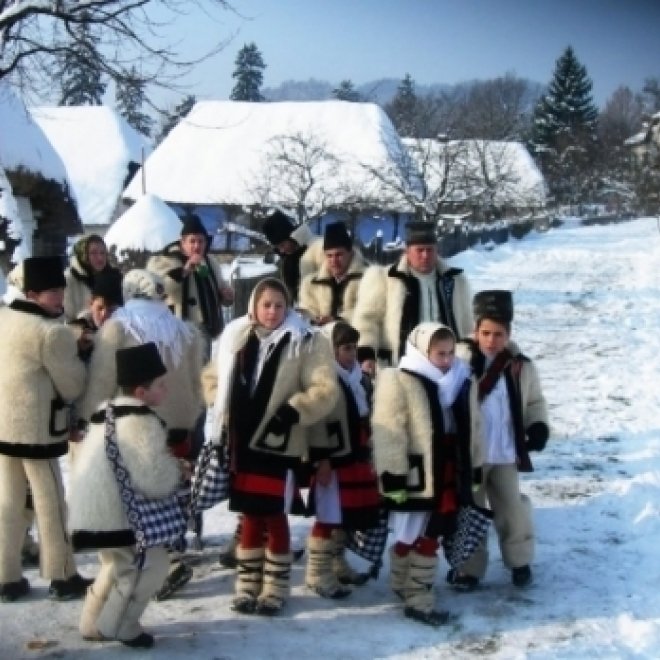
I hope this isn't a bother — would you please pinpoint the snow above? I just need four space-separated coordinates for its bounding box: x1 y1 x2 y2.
0 166 21 240
104 193 182 256
123 100 417 214
2 217 660 658
30 106 151 227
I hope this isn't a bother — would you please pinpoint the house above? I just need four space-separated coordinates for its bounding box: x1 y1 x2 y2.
31 105 151 235
0 82 80 270
625 111 660 165
122 99 421 249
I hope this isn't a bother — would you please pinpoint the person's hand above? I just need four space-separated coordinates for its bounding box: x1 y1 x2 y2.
183 253 204 275
361 358 376 379
313 315 333 326
385 490 408 504
315 459 332 487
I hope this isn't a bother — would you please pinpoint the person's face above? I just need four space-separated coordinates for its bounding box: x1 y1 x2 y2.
181 233 207 257
325 247 352 279
87 241 108 272
476 319 510 358
89 297 118 328
30 288 65 315
255 287 287 330
275 238 298 256
406 244 437 274
427 338 455 373
137 375 168 407
335 342 357 371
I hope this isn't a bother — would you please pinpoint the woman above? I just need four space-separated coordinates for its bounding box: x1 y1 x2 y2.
64 234 120 321
209 277 338 616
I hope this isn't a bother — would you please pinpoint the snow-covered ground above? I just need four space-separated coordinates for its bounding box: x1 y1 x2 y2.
2 217 660 659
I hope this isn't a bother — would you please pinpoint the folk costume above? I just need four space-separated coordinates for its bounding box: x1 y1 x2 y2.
305 322 381 599
0 257 88 602
372 323 473 626
209 277 338 615
453 290 549 589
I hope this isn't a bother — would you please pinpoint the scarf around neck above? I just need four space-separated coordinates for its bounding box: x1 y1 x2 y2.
336 361 369 417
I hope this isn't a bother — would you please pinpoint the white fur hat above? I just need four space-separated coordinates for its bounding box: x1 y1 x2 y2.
122 269 166 302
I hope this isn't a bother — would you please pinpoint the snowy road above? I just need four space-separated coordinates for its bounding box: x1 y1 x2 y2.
2 217 660 659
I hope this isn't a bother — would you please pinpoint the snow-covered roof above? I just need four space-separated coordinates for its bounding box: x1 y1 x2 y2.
31 105 151 227
0 166 20 241
124 100 417 214
104 193 181 258
0 82 69 184
404 138 546 209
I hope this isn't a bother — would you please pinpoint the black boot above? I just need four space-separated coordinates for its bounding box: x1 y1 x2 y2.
404 606 454 627
446 568 480 592
0 577 30 603
121 632 154 649
512 565 532 587
154 561 193 601
48 573 93 601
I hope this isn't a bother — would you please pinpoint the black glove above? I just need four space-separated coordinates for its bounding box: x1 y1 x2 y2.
526 422 549 452
267 403 300 436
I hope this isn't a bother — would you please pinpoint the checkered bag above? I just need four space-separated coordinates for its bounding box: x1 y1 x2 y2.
345 508 389 578
104 405 188 567
443 504 494 569
190 440 230 514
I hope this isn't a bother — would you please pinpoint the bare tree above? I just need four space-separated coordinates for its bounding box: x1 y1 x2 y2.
0 1 233 100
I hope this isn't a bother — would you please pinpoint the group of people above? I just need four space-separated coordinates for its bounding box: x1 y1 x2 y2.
0 209 549 648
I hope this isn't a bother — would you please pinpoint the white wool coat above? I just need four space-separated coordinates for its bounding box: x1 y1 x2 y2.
0 303 86 456
67 397 180 541
298 248 368 324
63 255 93 321
352 255 473 364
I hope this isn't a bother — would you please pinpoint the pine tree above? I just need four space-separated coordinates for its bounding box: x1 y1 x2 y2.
155 95 196 145
230 43 266 102
531 46 599 205
386 73 419 137
333 80 361 102
116 67 154 136
57 16 106 106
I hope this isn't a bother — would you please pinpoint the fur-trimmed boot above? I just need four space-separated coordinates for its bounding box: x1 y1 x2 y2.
256 550 292 616
331 529 369 586
389 546 410 600
403 551 452 627
232 546 264 614
306 536 351 599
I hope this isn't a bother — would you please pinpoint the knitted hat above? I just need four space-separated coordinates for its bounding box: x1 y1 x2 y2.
122 269 166 302
331 320 360 347
407 322 455 354
91 269 123 306
23 256 66 293
180 213 208 238
473 290 514 323
405 222 437 246
116 342 167 388
323 222 352 251
263 210 296 246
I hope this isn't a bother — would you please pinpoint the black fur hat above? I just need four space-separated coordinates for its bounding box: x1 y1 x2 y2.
116 342 167 388
180 213 208 238
473 290 514 323
23 256 66 293
91 269 123 307
405 222 437 246
263 210 296 246
323 222 352 251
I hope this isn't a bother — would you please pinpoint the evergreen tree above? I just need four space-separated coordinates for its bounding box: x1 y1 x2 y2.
230 43 266 102
530 46 599 205
386 73 419 137
116 67 154 137
155 95 196 145
333 80 361 102
57 16 106 106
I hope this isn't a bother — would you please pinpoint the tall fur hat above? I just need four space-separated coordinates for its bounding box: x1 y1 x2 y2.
405 222 437 246
91 269 123 306
23 256 66 293
122 269 166 302
116 342 167 388
180 213 208 238
323 222 352 251
473 290 514 323
263 210 296 246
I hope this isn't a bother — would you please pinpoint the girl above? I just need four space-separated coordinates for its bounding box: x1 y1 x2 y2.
372 322 474 627
210 277 338 615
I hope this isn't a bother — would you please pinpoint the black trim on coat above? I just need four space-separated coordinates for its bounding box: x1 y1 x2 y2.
309 271 363 319
72 529 135 551
0 440 69 459
9 299 62 319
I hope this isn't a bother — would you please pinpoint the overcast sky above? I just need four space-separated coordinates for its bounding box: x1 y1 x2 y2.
157 0 660 108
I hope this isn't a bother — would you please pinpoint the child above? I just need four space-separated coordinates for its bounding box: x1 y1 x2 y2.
448 290 549 590
305 321 381 599
372 322 473 627
68 343 182 648
208 277 338 616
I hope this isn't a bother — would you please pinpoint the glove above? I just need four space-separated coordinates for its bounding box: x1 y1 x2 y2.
526 422 549 452
384 490 408 504
267 403 300 436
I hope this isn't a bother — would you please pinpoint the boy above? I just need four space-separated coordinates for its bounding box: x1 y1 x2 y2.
449 290 549 590
372 322 473 627
68 343 183 648
306 321 381 599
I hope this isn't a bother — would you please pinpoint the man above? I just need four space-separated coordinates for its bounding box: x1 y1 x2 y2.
352 221 473 367
147 213 234 347
262 210 323 305
299 221 368 325
0 256 90 602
